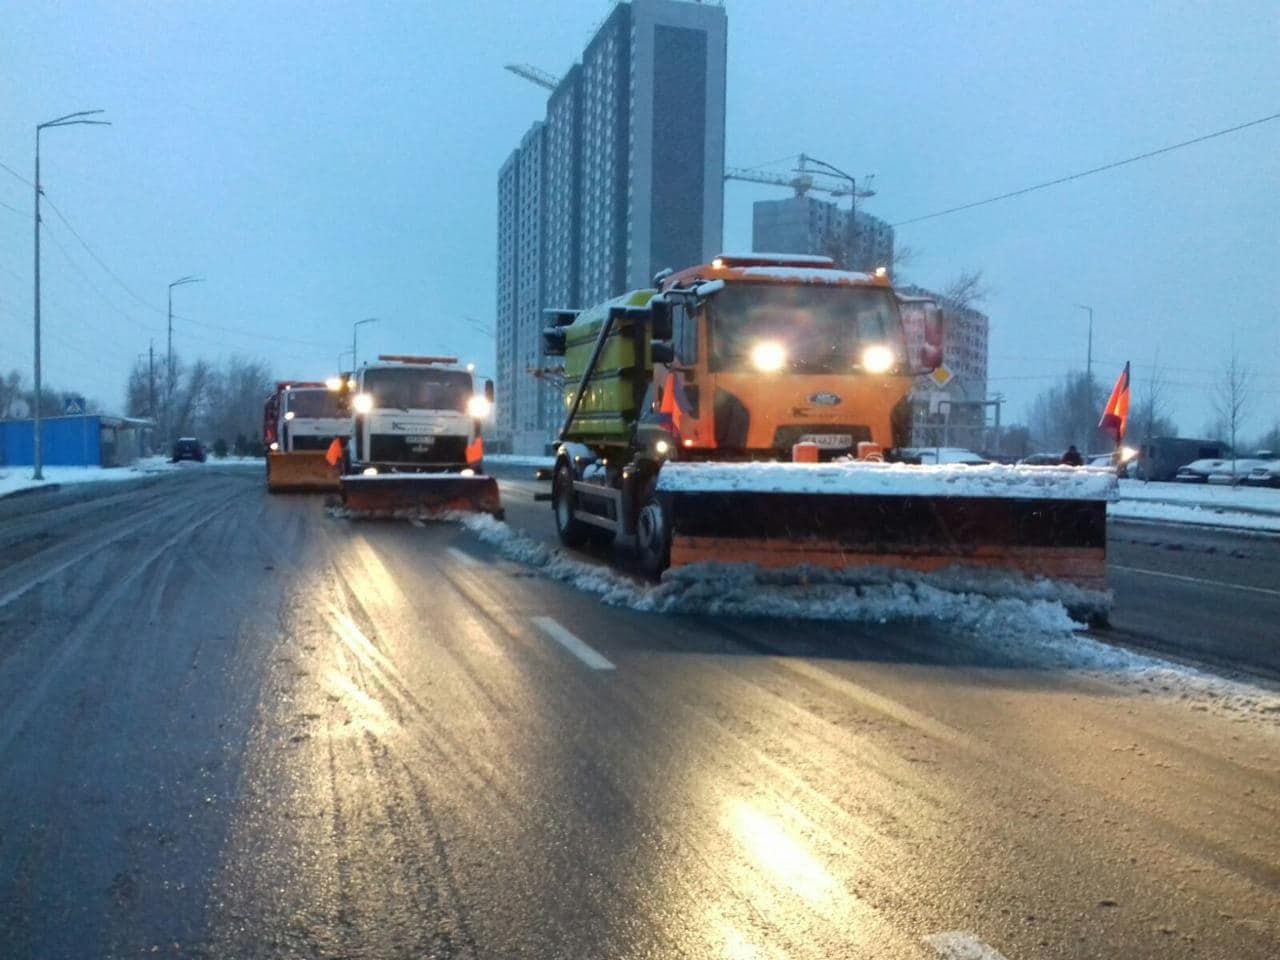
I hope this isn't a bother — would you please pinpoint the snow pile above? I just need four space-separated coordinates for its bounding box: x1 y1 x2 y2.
658 460 1117 501
1110 478 1280 532
454 513 1090 635
482 454 556 470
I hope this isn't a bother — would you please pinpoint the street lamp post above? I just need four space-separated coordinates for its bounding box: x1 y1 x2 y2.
32 109 110 480
352 318 378 369
796 154 875 271
166 276 203 441
1074 303 1094 388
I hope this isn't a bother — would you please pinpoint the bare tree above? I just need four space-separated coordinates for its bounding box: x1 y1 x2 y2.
1133 350 1176 442
1213 339 1251 474
0 370 23 419
1027 371 1108 453
941 269 990 313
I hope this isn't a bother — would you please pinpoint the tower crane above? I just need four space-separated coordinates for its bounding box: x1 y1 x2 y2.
504 64 559 91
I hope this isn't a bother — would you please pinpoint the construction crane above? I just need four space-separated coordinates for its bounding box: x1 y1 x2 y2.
504 64 559 91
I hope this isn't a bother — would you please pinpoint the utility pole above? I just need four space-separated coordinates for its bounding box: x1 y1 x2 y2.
32 109 110 480
352 317 377 369
1075 304 1094 388
166 276 203 440
148 340 156 420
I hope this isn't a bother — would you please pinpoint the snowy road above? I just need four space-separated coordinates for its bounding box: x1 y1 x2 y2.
0 465 1277 959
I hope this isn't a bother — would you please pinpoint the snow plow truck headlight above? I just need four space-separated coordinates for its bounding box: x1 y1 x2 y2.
750 340 787 372
284 411 295 421
466 395 492 418
352 392 374 414
860 344 895 374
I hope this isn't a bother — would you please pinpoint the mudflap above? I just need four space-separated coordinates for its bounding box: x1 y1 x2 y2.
267 452 341 492
340 473 504 519
662 489 1108 593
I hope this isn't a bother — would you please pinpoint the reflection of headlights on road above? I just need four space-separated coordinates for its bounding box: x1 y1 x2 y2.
284 411 295 421
466 395 492 418
750 340 787 372
352 393 374 413
1120 445 1138 463
860 344 895 374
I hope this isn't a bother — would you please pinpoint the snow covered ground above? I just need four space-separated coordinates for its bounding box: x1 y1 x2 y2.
484 454 555 471
1110 478 1280 533
0 455 263 498
447 512 1280 728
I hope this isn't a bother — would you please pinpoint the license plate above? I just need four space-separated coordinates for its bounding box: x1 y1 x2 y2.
403 435 436 444
798 434 853 449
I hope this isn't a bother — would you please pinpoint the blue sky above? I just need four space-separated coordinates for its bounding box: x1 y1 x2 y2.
2 0 1277 438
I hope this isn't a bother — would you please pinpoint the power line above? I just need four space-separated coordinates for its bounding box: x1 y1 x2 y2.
0 199 22 217
893 111 1280 228
0 158 35 189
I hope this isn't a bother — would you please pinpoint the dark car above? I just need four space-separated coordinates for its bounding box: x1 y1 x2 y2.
171 437 206 463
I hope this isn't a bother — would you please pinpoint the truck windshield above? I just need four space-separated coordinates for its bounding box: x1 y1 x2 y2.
362 367 472 412
285 389 343 418
707 282 905 373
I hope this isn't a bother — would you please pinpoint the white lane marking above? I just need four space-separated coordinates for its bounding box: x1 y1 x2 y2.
532 616 615 671
409 518 426 528
1110 563 1280 598
446 546 482 568
923 932 1011 960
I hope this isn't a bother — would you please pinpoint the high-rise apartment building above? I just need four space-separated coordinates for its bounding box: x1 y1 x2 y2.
752 194 894 274
496 0 727 454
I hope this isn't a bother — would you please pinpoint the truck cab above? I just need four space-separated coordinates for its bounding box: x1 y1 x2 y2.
344 355 494 475
271 384 350 453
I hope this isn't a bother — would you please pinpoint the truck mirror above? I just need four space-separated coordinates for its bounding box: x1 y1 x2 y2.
542 328 566 357
484 379 495 403
651 342 675 365
649 300 674 340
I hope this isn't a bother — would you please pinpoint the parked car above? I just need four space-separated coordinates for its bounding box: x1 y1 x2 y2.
1174 459 1227 483
171 437 206 463
1206 458 1272 485
1017 453 1062 466
1243 459 1280 488
900 447 989 465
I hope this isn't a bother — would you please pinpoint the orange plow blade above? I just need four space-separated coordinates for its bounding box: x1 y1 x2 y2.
657 462 1115 593
340 473 503 519
267 451 341 492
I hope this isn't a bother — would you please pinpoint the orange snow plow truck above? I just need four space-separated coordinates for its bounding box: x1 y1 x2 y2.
542 254 1115 610
264 380 349 492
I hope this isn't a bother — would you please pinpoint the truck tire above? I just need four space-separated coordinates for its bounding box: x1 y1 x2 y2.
634 494 670 579
553 462 592 548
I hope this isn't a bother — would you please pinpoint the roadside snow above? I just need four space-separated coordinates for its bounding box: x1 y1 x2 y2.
1110 478 1280 532
0 455 264 498
446 513 1280 728
483 454 556 470
658 461 1117 501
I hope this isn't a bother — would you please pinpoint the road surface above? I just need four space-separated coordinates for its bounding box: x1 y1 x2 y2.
0 464 1276 959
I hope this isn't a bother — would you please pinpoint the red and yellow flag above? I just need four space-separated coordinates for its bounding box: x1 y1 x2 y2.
1098 361 1130 444
325 436 343 467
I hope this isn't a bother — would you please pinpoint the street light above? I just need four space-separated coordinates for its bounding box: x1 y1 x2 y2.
794 154 875 270
165 276 203 440
1074 303 1094 388
352 317 377 368
32 109 110 480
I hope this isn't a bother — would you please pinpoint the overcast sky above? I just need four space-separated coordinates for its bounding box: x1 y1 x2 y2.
3 0 1277 440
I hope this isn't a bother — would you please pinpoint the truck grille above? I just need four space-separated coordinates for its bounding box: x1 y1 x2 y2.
291 435 334 451
369 435 468 466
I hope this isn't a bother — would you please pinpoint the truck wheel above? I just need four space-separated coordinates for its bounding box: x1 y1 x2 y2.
553 462 592 548
634 495 670 579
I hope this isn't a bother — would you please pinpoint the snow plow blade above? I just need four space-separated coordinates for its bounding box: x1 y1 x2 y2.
340 473 504 519
267 452 340 492
658 463 1115 592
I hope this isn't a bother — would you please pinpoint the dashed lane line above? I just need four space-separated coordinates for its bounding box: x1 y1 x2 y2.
1110 563 1280 598
531 616 615 671
923 932 1011 960
446 546 482 568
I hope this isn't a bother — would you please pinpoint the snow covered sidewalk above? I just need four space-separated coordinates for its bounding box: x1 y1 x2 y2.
1110 478 1280 533
0 456 263 499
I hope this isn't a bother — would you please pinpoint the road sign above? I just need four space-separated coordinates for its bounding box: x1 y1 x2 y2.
929 365 954 388
63 395 85 415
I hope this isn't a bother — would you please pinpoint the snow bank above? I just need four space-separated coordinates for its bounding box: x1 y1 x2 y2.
1109 499 1280 534
658 461 1117 501
1110 478 1280 532
453 515 1280 727
0 456 266 498
484 454 556 470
